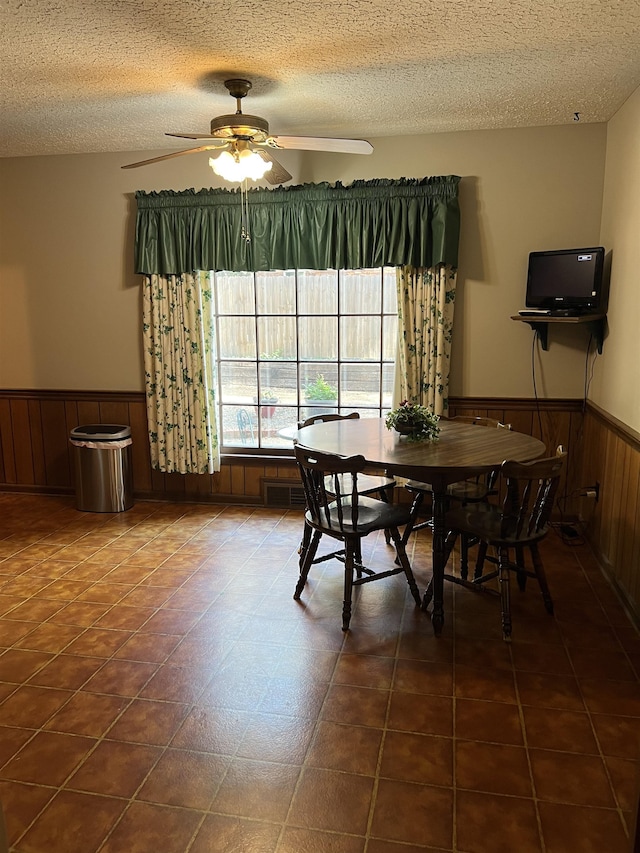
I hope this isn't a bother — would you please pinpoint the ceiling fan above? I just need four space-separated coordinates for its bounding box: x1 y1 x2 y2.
122 78 374 184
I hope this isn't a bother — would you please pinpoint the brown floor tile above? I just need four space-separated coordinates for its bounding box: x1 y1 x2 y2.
0 684 74 728
171 706 251 754
456 790 542 852
0 725 36 766
288 766 374 835
592 712 640 759
455 664 517 704
388 691 453 737
579 676 640 716
0 730 96 786
191 813 281 853
16 789 126 853
516 671 585 710
321 684 389 728
48 601 112 627
0 778 56 844
68 739 162 797
139 663 214 704
383 730 452 789
113 631 182 663
333 653 395 688
44 690 128 736
82 658 158 696
98 801 204 853
137 747 230 809
236 712 316 764
455 740 532 797
0 648 54 682
106 697 189 745
212 757 300 822
94 605 156 631
14 621 84 653
394 659 453 696
530 749 616 806
370 778 453 848
63 627 132 658
27 653 105 690
455 698 524 744
538 801 629 852
306 721 382 775
522 706 599 753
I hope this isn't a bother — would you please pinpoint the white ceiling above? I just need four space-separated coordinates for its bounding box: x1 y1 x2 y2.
1 0 639 159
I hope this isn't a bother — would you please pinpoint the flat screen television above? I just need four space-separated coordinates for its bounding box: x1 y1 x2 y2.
525 247 609 314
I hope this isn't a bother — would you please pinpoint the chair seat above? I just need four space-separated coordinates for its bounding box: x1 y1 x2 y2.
445 502 549 548
326 472 395 496
307 496 410 536
406 478 491 502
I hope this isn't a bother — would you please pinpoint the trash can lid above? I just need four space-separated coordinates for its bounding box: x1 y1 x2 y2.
70 424 131 441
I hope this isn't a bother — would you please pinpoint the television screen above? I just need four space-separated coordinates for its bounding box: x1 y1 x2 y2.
526 247 606 313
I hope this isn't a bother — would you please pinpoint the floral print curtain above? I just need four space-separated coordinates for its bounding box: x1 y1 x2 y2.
395 265 458 416
142 271 220 473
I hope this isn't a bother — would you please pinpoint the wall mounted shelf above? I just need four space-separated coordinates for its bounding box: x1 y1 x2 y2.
511 313 606 353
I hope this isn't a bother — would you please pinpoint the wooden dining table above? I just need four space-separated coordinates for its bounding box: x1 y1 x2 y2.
295 416 546 635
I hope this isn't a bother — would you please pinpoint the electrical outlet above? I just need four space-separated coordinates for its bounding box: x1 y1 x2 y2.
582 482 600 501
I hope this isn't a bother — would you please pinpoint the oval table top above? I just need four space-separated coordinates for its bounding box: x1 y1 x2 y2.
295 416 546 484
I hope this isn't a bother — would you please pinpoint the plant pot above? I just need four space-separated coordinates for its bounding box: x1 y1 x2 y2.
260 405 276 418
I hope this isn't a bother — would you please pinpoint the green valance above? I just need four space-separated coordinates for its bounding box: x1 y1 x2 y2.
134 176 460 274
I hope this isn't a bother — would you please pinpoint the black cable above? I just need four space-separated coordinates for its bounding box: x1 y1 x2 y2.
531 333 543 440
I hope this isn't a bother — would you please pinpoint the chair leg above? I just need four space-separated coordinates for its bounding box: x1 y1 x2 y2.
498 545 513 641
474 541 489 580
389 528 421 607
298 522 312 568
342 538 357 631
515 544 527 591
529 542 554 614
459 533 469 580
377 485 393 546
294 528 321 599
401 491 425 546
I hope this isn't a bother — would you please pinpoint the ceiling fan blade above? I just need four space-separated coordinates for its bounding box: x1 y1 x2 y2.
121 144 228 169
256 149 293 185
166 133 228 142
265 136 373 155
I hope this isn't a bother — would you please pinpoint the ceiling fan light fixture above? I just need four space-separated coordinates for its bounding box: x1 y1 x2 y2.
209 146 272 183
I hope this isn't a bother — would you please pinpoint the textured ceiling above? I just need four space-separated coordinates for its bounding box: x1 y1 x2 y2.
1 0 639 158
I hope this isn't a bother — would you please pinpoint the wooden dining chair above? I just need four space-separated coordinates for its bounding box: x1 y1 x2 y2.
401 417 512 576
293 444 421 631
427 447 567 640
298 412 396 502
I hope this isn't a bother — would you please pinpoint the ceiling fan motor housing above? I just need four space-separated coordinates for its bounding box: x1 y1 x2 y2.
209 113 270 140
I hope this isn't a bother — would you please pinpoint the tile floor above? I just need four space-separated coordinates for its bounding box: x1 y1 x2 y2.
0 492 638 852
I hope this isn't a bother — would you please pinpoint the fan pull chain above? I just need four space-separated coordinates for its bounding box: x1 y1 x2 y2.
240 178 251 245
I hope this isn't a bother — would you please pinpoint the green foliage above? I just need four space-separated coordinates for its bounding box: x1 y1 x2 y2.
304 374 338 401
385 400 440 441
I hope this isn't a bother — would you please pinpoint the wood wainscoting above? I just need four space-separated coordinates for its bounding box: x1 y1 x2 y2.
581 402 640 623
1 389 584 504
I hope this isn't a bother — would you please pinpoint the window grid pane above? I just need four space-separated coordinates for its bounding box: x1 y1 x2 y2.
215 267 396 450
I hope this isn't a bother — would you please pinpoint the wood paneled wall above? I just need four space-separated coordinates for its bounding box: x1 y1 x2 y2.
580 402 640 622
0 389 583 502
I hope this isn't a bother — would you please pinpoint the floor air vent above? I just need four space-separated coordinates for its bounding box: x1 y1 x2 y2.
263 481 306 508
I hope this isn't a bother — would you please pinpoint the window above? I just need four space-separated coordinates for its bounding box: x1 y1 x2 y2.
209 268 398 451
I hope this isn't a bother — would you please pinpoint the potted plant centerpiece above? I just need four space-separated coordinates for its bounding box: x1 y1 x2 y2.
385 400 440 441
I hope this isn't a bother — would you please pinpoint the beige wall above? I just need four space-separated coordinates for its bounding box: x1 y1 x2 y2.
0 123 606 399
595 85 640 433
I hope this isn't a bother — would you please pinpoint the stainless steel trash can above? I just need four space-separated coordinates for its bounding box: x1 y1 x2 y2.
70 425 133 512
